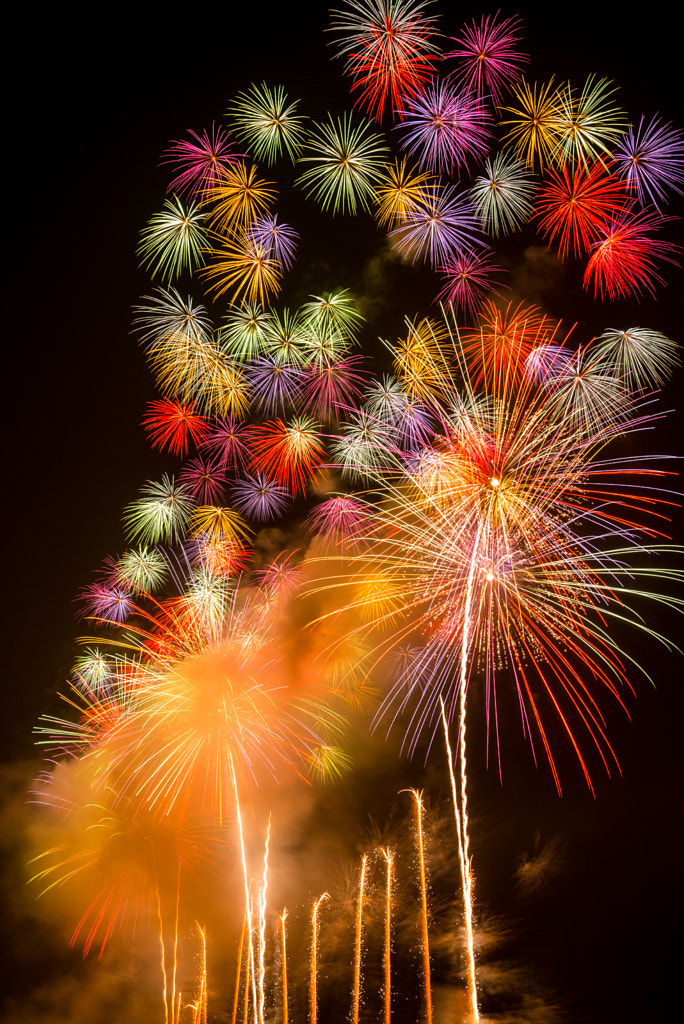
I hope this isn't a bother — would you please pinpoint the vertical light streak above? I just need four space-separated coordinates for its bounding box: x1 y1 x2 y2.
258 815 271 1024
279 908 289 1024
441 698 479 1021
352 853 368 1024
156 883 170 1024
172 863 181 1024
309 892 329 1024
230 752 258 1024
232 912 247 1024
196 922 208 1024
405 789 432 1024
380 847 394 1024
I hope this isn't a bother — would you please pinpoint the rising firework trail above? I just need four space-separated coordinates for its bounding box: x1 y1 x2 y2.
309 893 329 1024
380 847 394 1024
352 852 369 1024
404 789 432 1024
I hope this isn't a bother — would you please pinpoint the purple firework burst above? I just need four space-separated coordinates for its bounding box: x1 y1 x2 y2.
245 354 304 416
79 583 135 624
231 473 290 521
389 182 484 267
614 114 684 209
398 78 491 174
246 214 300 271
178 457 228 505
436 249 506 319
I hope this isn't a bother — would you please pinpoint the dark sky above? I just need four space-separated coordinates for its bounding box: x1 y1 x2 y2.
3 3 683 1022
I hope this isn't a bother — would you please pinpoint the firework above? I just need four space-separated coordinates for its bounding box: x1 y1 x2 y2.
435 250 505 319
397 79 491 174
201 233 283 305
123 475 195 546
160 123 241 196
137 196 208 281
584 206 680 300
613 113 684 209
592 327 681 390
205 162 277 235
389 181 483 267
374 156 434 228
142 399 210 457
499 77 561 168
470 152 536 236
301 353 368 420
246 214 299 270
245 354 304 416
231 473 291 521
446 12 528 108
329 0 440 121
296 112 390 214
552 75 626 167
249 417 326 495
178 457 228 505
228 82 308 164
534 161 630 258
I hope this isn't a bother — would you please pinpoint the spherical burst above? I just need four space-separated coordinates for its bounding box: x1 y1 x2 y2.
329 0 440 121
244 354 304 416
374 157 434 228
534 162 630 258
302 353 368 420
133 286 213 350
613 114 684 209
470 152 536 236
330 412 396 481
583 207 680 300
201 233 283 305
219 302 273 361
592 327 681 390
249 417 326 495
445 12 529 108
397 79 492 174
263 307 309 364
461 299 561 386
304 495 372 550
186 504 251 543
159 123 241 196
204 161 277 234
552 76 626 167
142 398 210 457
227 82 308 164
246 213 299 270
79 583 135 623
296 112 390 214
311 310 681 786
435 250 505 319
300 288 365 354
108 547 169 594
137 196 207 281
499 77 561 168
123 474 194 546
201 417 252 474
389 181 483 267
178 456 228 505
231 473 291 521
544 348 629 435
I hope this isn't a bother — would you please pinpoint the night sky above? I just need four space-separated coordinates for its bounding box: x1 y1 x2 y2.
3 3 683 1022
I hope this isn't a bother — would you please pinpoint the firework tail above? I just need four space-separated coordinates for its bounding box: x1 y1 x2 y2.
309 893 329 1024
230 753 258 1024
380 847 394 1024
405 789 432 1024
279 909 289 1024
232 912 247 1024
258 816 271 1024
352 853 368 1024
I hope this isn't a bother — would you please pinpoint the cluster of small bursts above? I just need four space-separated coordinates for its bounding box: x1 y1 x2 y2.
31 3 682 1022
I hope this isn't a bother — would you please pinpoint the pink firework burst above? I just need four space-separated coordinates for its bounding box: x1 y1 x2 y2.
178 457 228 505
583 207 680 300
397 78 492 174
200 417 252 474
160 123 241 197
446 12 529 108
436 249 506 319
302 353 369 421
